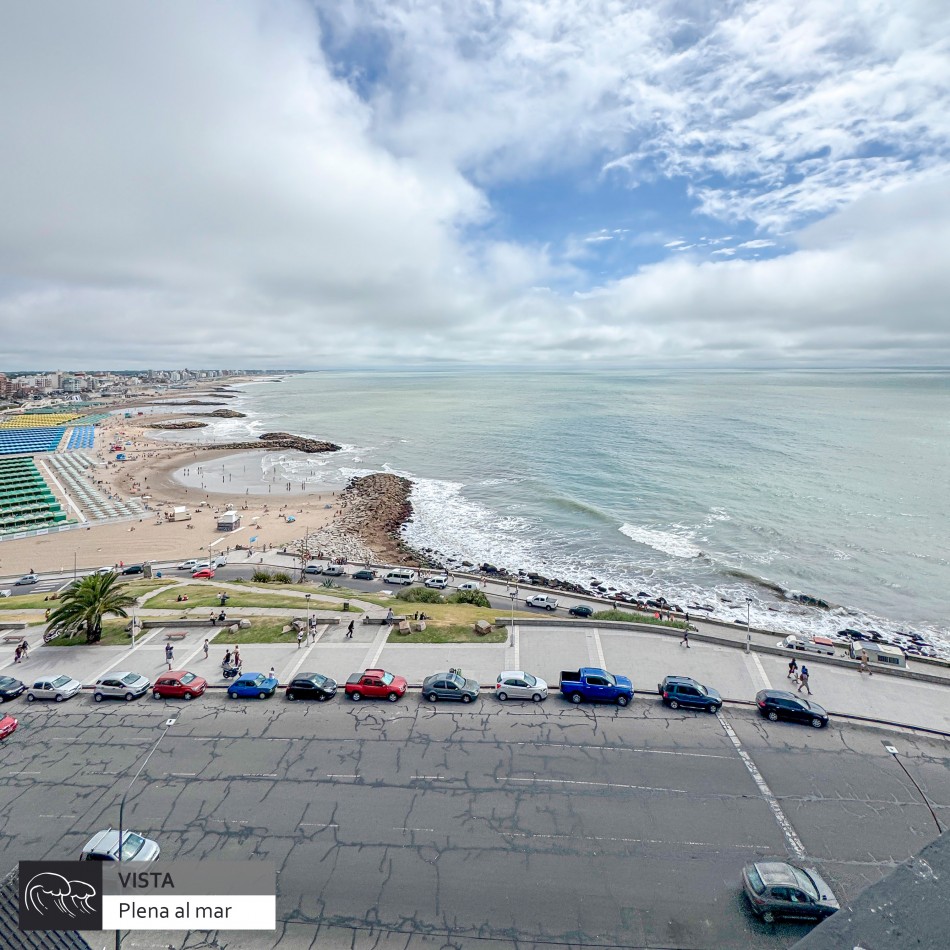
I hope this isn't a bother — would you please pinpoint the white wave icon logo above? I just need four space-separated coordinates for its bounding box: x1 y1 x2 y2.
24 872 97 918
619 523 703 559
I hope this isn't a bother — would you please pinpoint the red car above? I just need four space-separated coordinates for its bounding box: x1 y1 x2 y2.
0 714 18 741
152 671 207 700
344 669 408 702
192 568 215 579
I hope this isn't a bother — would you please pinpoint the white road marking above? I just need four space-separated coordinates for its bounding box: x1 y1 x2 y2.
39 814 77 819
92 629 161 681
362 623 390 670
284 625 327 683
300 822 339 829
510 741 734 760
169 772 197 777
718 713 805 858
745 652 772 691
396 827 437 833
7 770 41 775
412 775 448 781
326 773 359 779
498 777 687 794
593 628 606 669
241 773 278 778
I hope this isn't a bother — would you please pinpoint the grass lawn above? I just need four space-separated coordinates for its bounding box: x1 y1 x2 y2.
388 623 507 644
146 585 359 612
0 592 62 610
46 617 134 647
592 609 687 629
211 618 301 644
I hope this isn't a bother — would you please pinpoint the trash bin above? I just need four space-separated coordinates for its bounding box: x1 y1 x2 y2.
342 601 350 611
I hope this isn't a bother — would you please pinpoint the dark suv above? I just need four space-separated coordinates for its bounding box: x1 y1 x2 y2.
658 675 721 713
755 690 828 728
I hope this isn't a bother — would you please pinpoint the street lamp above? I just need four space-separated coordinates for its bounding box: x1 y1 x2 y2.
745 597 752 654
305 593 312 641
116 714 179 950
509 584 518 629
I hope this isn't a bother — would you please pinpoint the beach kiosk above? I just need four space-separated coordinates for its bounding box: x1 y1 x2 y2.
850 642 907 668
165 506 191 522
217 510 241 532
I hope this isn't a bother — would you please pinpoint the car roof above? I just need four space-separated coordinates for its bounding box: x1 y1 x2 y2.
83 829 124 852
664 675 700 686
757 689 798 700
499 670 528 678
754 862 799 886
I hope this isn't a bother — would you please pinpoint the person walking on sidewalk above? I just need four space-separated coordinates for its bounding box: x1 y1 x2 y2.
165 642 174 671
680 629 690 648
858 649 872 675
787 658 799 681
346 619 354 639
203 638 210 660
797 666 812 695
296 628 304 649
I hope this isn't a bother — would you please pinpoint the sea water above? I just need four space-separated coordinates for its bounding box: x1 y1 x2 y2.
183 370 950 653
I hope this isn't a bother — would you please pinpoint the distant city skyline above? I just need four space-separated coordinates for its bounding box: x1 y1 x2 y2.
1 1 948 368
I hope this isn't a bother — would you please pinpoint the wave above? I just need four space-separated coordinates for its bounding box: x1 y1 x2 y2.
618 523 703 559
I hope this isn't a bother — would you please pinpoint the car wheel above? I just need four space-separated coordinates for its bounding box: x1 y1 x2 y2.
570 693 582 704
229 692 237 699
669 699 680 709
761 910 775 924
153 690 162 699
27 693 35 702
317 693 327 702
811 717 825 729
258 692 268 700
462 694 472 703
767 710 779 721
616 694 629 707
54 694 64 703
708 703 720 714
426 693 438 702
350 691 362 701
94 693 104 703
532 693 544 703
387 692 399 702
125 693 135 702
497 691 508 702
183 691 194 700
546 605 554 611
287 691 296 701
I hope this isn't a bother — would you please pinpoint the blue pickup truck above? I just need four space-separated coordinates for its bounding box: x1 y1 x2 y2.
559 668 634 706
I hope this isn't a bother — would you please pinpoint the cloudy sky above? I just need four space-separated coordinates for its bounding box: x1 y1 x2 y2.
1 0 948 369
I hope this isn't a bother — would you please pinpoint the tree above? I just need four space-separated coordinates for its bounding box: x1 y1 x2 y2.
46 572 137 644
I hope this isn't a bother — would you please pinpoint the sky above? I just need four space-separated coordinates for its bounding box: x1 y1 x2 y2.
1 0 949 369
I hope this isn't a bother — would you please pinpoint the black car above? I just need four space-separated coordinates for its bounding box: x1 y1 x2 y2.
569 604 594 617
121 564 145 575
352 569 377 580
756 689 829 728
742 861 839 924
0 676 26 702
658 675 722 713
286 672 337 701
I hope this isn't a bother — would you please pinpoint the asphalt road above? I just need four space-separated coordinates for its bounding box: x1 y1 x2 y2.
2 693 947 949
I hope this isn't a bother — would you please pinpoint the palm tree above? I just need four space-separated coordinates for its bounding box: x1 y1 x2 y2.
46 572 138 644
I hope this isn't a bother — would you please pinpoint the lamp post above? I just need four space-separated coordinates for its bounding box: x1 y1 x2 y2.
73 550 77 581
305 593 312 641
509 584 518 629
116 714 179 950
745 597 752 654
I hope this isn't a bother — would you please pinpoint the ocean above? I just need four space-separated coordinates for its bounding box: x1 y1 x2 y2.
173 370 950 654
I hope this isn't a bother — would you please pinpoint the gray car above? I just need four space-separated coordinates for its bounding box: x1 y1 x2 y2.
93 671 151 702
495 670 549 702
81 829 161 862
742 861 839 924
422 671 479 703
27 674 83 702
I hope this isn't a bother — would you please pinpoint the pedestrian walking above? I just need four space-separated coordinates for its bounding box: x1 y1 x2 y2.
787 658 799 680
386 607 394 625
269 666 277 682
680 628 690 648
13 645 21 664
165 642 174 670
346 619 354 639
19 639 28 660
223 649 232 668
296 629 304 648
203 638 210 659
233 646 241 667
858 649 872 675
797 666 812 695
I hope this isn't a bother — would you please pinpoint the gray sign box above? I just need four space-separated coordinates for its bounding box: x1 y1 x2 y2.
102 862 275 897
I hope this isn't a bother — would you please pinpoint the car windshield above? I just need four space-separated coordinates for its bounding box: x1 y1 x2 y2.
51 675 71 688
0 677 13 688
252 675 265 686
447 672 464 686
603 672 617 686
120 833 146 861
524 674 537 687
746 866 765 895
791 867 820 900
696 683 709 695
180 672 196 685
310 674 326 686
120 674 140 685
381 672 394 686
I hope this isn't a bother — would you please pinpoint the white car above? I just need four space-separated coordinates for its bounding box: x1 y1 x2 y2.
778 635 836 657
0 589 10 598
457 581 481 592
177 559 201 571
81 829 160 862
526 594 559 611
93 672 151 702
425 576 448 589
15 574 38 586
27 674 83 702
322 564 347 576
495 671 549 702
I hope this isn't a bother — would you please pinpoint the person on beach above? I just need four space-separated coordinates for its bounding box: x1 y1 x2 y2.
680 629 690 648
797 666 812 695
346 619 354 639
787 658 798 680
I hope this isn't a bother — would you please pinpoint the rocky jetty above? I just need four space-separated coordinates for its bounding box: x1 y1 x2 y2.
202 409 246 418
148 420 209 430
162 400 228 406
201 433 341 454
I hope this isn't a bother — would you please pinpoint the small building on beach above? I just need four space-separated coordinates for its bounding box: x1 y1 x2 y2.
217 510 241 532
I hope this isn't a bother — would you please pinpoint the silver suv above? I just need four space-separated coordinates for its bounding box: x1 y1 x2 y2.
94 672 151 702
81 829 160 862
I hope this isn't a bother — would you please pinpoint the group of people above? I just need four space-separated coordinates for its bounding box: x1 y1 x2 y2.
786 658 813 694
209 609 227 626
12 639 29 663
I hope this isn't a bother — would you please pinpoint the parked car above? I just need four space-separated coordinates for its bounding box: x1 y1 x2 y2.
559 668 633 706
568 604 594 617
495 671 548 702
0 676 26 702
424 575 449 589
93 672 151 702
286 672 337 701
0 714 18 741
345 669 407 702
192 567 215 579
15 574 38 586
755 689 829 728
27 674 83 702
423 671 480 703
121 564 145 575
228 672 279 700
152 670 207 700
322 564 347 577
304 564 323 575
80 829 160 863
457 581 480 592
177 559 201 571
778 634 836 657
658 675 722 713
742 861 839 924
526 594 558 611
352 569 377 580
0 589 11 597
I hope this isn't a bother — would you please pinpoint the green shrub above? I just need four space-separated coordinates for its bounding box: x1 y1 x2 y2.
592 609 685 628
271 571 293 584
395 586 447 604
251 569 273 583
450 590 491 608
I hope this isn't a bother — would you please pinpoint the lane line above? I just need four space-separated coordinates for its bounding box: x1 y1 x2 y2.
717 713 805 859
92 629 161 681
745 652 772 691
510 741 734 760
284 625 326 683
362 624 390 671
593 628 606 669
498 777 687 794
300 822 339 829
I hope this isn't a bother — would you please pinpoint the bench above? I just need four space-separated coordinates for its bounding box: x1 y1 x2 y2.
2 634 24 644
165 631 188 641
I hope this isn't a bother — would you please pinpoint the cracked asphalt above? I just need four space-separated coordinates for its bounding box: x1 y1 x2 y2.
1 693 947 950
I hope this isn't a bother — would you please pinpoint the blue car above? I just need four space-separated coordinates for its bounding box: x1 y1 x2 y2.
227 672 279 700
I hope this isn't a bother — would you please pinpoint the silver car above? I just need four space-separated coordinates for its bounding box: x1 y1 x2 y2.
27 674 83 702
94 672 151 702
81 829 160 862
495 670 549 702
